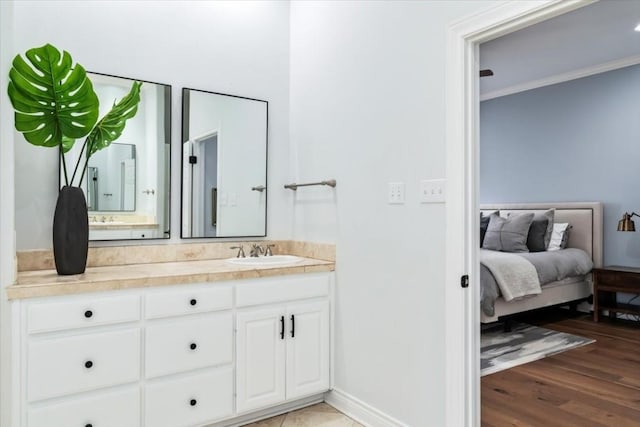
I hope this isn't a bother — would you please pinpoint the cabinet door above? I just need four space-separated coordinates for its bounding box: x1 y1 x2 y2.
286 300 330 400
236 307 286 414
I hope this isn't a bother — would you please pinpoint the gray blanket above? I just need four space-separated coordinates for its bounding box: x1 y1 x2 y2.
480 249 541 302
480 248 593 316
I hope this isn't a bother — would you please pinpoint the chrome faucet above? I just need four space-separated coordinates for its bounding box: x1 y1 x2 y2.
249 244 264 258
265 244 275 256
230 245 245 258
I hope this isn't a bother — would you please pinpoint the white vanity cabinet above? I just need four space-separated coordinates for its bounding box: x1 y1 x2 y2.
235 276 331 414
143 285 235 427
11 272 333 427
19 293 142 427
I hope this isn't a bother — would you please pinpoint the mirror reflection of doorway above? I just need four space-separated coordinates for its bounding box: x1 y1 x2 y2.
202 134 218 238
183 131 220 238
86 143 136 212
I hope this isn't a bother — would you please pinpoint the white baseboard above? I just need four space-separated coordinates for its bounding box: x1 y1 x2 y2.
324 388 408 427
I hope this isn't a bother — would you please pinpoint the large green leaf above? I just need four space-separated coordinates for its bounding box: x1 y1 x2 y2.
87 81 142 157
7 43 99 148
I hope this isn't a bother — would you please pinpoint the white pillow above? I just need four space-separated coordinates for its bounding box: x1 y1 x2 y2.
548 222 570 251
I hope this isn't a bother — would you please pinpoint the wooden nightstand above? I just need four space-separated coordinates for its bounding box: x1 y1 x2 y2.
593 266 640 322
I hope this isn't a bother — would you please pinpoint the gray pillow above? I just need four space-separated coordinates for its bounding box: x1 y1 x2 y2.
508 209 554 252
482 212 535 253
480 211 498 246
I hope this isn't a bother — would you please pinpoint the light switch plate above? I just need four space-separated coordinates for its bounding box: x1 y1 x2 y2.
420 179 446 203
388 182 405 204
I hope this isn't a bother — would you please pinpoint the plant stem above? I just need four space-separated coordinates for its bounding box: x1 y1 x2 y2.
77 138 94 186
70 137 88 187
60 145 69 187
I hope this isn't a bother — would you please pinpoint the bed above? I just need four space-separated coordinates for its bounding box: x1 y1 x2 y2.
479 202 603 324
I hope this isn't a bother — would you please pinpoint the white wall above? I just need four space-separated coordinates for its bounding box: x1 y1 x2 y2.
12 0 291 249
0 3 15 426
289 1 502 425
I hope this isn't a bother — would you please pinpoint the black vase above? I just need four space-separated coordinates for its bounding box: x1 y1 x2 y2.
53 186 89 275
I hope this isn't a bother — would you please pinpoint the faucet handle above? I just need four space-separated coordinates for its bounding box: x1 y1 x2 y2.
250 243 264 257
265 244 275 256
230 245 245 258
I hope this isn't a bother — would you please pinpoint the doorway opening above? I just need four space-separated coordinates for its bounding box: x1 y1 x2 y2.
445 1 604 426
182 130 220 238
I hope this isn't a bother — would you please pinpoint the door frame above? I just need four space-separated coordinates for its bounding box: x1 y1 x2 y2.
192 131 219 237
444 1 596 426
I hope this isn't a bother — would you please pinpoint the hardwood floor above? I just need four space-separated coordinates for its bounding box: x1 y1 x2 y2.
481 310 640 427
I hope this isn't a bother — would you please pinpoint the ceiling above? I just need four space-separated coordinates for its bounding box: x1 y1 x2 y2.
480 0 640 99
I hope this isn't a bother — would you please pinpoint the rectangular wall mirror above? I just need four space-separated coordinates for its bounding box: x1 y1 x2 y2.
181 88 267 238
62 72 172 241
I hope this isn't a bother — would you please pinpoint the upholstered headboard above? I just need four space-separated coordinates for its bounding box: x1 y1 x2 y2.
480 202 603 268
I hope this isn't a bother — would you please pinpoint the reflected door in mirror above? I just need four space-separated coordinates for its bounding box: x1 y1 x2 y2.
87 143 136 211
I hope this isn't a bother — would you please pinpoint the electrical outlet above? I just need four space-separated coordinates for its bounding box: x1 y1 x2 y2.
388 182 405 204
420 179 446 203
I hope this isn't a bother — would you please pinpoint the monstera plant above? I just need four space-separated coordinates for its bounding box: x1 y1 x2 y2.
8 44 142 275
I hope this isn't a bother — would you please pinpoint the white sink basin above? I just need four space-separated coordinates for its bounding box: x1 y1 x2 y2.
226 255 304 266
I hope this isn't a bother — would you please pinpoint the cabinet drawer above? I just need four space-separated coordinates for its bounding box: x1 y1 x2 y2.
145 313 232 378
27 386 139 427
145 367 233 427
27 294 140 334
236 274 329 307
145 285 232 319
596 272 640 292
28 329 140 402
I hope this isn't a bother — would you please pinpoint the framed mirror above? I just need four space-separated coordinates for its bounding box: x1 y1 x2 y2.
62 72 171 241
181 88 267 238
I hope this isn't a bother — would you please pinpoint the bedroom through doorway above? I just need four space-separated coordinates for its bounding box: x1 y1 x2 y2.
476 1 640 425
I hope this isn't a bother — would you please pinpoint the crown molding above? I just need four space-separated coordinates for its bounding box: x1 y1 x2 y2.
481 54 640 101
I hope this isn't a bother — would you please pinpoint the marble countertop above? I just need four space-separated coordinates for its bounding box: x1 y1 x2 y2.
8 257 334 300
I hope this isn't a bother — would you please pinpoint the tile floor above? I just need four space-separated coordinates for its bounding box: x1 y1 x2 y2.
242 403 363 427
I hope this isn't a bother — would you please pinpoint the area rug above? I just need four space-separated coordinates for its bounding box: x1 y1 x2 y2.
481 322 594 376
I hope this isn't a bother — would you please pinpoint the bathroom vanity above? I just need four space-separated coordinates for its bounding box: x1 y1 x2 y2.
7 245 335 427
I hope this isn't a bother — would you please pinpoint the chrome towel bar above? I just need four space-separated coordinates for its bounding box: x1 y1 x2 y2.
284 179 337 191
